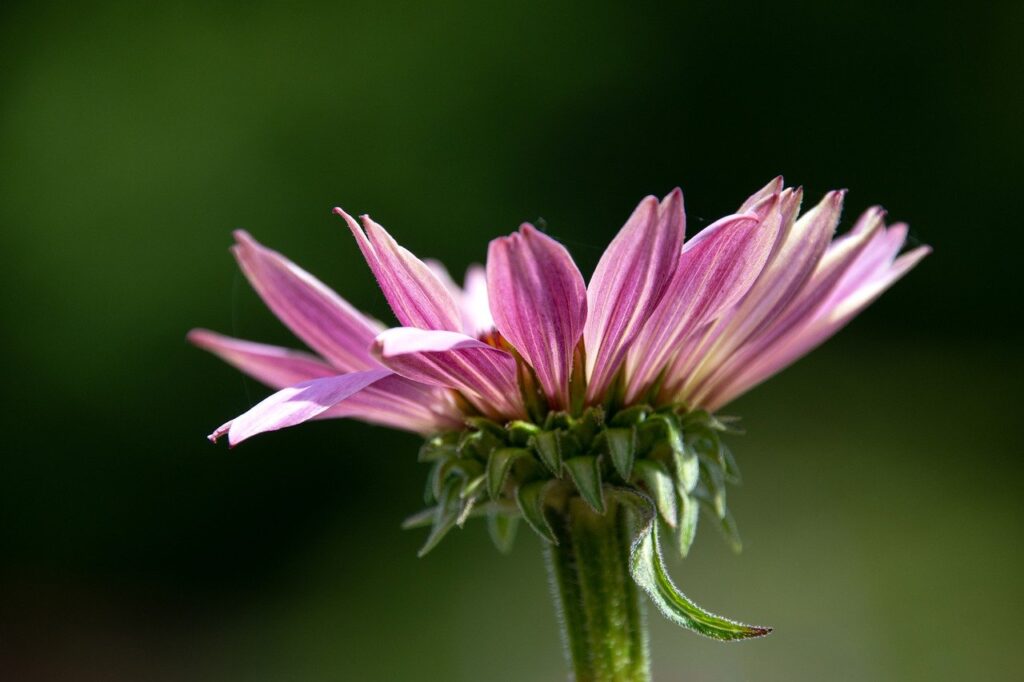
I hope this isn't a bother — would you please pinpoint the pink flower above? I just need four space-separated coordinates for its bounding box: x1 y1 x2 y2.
191 178 929 446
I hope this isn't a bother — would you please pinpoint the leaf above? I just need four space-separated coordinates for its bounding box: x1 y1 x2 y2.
698 453 727 519
605 426 637 481
634 459 678 528
677 492 699 558
487 447 532 499
487 512 519 554
627 499 770 641
562 455 606 513
516 480 559 544
569 406 604 449
700 501 743 554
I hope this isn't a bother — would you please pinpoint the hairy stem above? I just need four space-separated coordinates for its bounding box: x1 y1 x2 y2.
545 496 650 682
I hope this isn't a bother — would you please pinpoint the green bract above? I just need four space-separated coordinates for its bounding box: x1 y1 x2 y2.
405 404 768 642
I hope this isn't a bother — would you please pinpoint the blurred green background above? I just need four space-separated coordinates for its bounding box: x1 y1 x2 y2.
2 1 1021 680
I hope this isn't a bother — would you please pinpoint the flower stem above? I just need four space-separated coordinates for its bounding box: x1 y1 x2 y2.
545 495 651 682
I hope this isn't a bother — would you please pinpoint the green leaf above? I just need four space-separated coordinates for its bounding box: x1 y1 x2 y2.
677 492 699 557
401 506 436 530
634 459 678 528
486 447 531 499
605 426 637 481
562 455 606 513
487 512 519 554
628 505 769 640
516 480 559 544
531 430 562 475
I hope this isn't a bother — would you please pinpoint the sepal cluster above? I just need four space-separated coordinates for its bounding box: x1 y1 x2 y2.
406 405 743 559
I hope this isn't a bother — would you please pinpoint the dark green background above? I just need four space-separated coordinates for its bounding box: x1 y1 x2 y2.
2 2 1021 680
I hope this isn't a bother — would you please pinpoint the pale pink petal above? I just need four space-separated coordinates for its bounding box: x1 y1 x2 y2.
703 243 930 410
673 190 843 401
373 327 524 419
211 368 394 446
691 207 886 404
188 328 337 388
320 374 463 433
624 206 776 402
335 209 462 331
486 225 587 409
738 176 784 212
423 260 494 336
189 328 457 433
584 189 685 402
461 265 494 335
231 231 384 371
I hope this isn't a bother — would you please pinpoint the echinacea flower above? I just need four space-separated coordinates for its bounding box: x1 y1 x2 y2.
190 177 928 680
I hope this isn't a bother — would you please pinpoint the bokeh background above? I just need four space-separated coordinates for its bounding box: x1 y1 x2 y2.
2 2 1022 680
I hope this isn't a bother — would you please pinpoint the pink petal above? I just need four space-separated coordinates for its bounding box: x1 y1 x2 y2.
231 231 382 371
486 225 587 409
211 368 394 446
672 190 843 400
584 189 686 402
461 264 494 336
738 176 784 212
190 329 457 433
188 328 337 388
424 260 494 336
336 209 462 332
624 206 776 402
373 327 524 419
703 242 930 410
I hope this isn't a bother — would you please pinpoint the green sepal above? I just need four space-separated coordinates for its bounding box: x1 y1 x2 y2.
700 500 743 553
673 443 700 493
610 404 649 427
633 459 678 528
418 434 458 462
628 505 770 640
432 456 484 502
605 426 637 481
720 442 742 484
461 473 486 499
562 455 606 513
532 430 564 475
697 453 727 518
487 512 519 554
458 428 502 459
544 411 574 431
465 416 508 441
418 479 460 557
401 506 436 530
506 420 541 447
568 407 604 449
487 447 532 499
516 480 559 544
677 492 699 557
456 494 477 527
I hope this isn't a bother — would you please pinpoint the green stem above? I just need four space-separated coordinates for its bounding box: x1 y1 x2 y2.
545 495 650 682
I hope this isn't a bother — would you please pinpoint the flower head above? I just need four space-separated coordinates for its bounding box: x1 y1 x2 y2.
192 177 928 446
190 177 928 646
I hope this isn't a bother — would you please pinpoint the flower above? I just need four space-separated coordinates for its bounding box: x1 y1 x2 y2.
191 177 929 446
